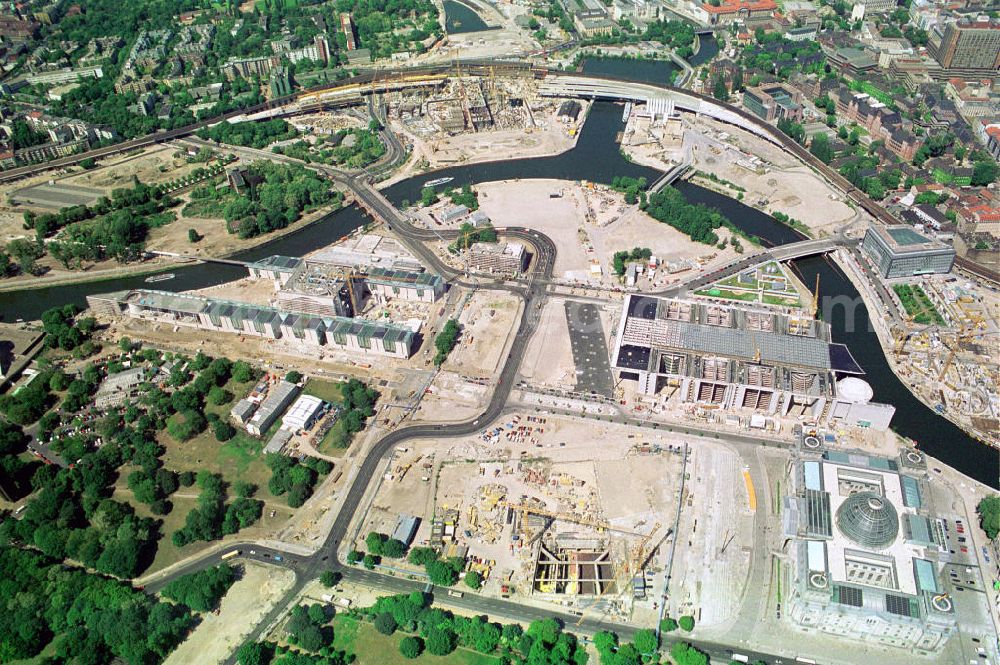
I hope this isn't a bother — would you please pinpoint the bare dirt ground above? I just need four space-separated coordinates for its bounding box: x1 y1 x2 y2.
164 562 295 665
386 106 580 186
683 116 859 237
445 289 521 377
466 179 738 285
519 297 577 388
351 411 754 623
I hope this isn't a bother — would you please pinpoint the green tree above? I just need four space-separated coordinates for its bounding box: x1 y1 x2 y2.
374 612 398 635
679 615 696 631
712 76 728 101
232 360 254 383
633 628 658 654
972 160 998 187
809 133 834 164
400 636 423 659
464 570 482 590
320 571 340 588
188 228 201 243
425 626 457 656
285 370 303 383
671 642 709 665
977 495 1000 540
660 616 678 632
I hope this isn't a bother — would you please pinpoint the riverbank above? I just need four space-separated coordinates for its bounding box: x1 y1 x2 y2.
0 197 351 295
834 246 1000 452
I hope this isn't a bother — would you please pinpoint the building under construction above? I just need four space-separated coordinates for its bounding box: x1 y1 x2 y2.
247 255 446 319
612 295 895 430
534 537 615 596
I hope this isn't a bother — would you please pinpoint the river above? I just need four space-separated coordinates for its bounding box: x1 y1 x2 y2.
443 0 490 34
2 101 995 487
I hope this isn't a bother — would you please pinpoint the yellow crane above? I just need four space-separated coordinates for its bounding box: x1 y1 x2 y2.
503 501 640 538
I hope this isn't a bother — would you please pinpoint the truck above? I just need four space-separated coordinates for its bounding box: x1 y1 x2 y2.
730 655 749 664
221 550 240 560
321 594 334 603
447 590 464 598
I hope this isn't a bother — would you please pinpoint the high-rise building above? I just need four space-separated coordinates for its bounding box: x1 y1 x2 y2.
933 18 1000 71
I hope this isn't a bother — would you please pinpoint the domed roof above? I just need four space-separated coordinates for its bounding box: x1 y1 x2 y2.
837 377 874 404
836 491 899 549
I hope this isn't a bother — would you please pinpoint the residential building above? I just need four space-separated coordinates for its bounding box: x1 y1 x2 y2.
856 0 896 13
340 13 357 51
742 84 804 123
861 225 955 278
24 65 103 86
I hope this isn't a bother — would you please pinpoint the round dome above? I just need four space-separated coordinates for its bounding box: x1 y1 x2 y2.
836 491 899 549
837 377 874 404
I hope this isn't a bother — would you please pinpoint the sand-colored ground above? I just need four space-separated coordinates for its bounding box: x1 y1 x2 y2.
684 115 860 236
411 371 490 423
164 562 296 665
386 107 580 186
519 297 577 388
445 289 521 377
470 179 738 284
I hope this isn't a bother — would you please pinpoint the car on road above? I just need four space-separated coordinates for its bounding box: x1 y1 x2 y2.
274 555 283 562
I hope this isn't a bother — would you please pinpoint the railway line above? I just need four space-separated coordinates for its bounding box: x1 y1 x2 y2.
2 62 995 288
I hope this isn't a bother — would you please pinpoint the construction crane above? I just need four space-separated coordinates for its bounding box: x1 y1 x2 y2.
810 273 820 318
503 501 641 537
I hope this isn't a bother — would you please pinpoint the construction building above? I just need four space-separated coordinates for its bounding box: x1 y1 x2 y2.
247 380 300 436
611 295 895 429
85 289 416 359
861 225 956 279
281 394 325 432
467 242 528 275
783 451 956 652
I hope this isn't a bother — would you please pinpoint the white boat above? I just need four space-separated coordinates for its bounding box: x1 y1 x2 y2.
424 177 454 188
145 273 175 284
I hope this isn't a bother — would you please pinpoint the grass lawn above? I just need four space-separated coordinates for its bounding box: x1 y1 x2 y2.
303 378 345 404
695 287 759 302
332 616 500 665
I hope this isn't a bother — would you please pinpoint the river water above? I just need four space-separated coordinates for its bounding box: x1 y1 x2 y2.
2 101 995 487
443 0 490 34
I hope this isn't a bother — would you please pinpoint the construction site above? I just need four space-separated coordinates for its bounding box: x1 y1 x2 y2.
884 273 1000 447
351 412 759 626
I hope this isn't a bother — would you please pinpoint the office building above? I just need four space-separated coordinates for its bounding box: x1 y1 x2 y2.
698 0 778 25
861 225 955 278
783 451 955 652
85 289 416 359
742 84 804 124
932 18 1000 72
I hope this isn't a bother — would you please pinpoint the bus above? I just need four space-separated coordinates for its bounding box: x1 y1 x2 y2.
221 550 241 560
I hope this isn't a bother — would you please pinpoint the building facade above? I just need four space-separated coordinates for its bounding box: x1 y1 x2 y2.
932 19 1000 71
742 84 804 123
861 225 956 278
86 289 415 359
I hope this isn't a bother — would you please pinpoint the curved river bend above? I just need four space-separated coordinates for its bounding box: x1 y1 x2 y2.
1 102 995 487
